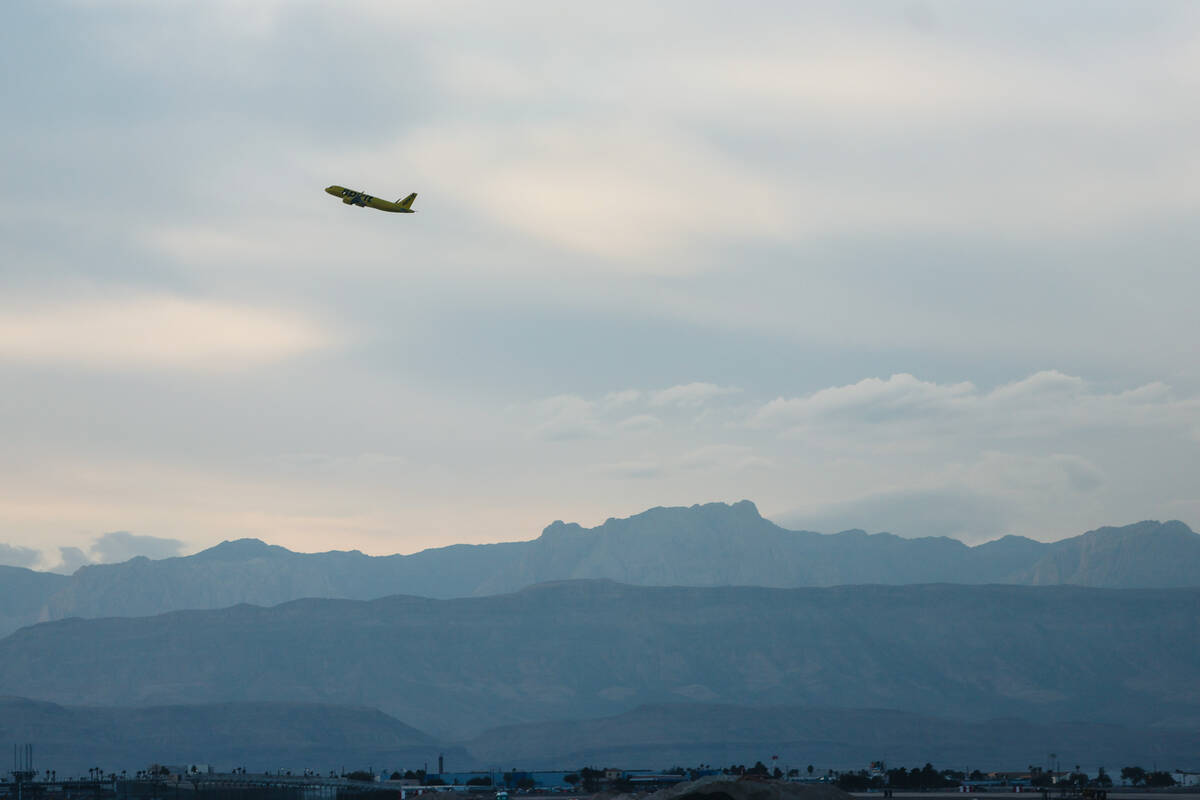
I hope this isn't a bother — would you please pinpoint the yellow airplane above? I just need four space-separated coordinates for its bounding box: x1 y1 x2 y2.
325 185 417 214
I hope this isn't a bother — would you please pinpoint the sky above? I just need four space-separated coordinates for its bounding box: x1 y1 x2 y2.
2 1 1199 570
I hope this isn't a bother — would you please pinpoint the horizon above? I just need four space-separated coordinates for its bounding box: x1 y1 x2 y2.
6 499 1193 574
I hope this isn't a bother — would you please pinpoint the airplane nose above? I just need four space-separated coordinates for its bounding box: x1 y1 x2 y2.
324 186 339 196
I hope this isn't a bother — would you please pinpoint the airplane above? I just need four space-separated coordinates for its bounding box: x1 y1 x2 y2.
325 185 417 214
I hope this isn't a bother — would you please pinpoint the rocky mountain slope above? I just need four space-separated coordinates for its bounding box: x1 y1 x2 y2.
1 581 1196 740
1 503 1196 636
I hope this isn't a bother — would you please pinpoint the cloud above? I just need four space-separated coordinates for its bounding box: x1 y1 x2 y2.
649 382 742 408
600 390 643 410
440 124 787 263
531 382 743 440
52 546 91 575
779 452 1109 544
89 531 186 563
753 373 977 428
0 543 40 569
752 370 1198 443
780 487 1015 543
300 4 1200 269
533 394 603 441
0 294 337 371
516 370 1194 543
49 532 186 574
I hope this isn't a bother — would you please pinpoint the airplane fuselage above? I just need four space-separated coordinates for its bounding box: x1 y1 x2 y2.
325 185 416 213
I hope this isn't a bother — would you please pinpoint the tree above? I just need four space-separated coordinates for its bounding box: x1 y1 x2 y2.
807 765 814 777
579 768 602 793
563 774 579 788
1145 772 1176 788
1029 767 1052 788
468 777 493 787
837 771 875 791
1121 767 1147 786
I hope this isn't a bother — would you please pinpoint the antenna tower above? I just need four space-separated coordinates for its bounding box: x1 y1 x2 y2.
11 745 37 800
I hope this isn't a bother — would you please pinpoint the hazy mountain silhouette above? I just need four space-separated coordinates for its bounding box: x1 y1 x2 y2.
466 702 1200 771
1 502 1196 636
0 696 456 776
0 566 67 636
1 581 1196 740
6 695 1194 774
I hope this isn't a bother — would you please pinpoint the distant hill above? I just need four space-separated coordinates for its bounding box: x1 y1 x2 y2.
0 696 459 776
1 502 1197 636
466 702 1200 771
0 581 1197 740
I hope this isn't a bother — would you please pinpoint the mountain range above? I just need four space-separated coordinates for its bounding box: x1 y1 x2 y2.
2 581 1197 740
466 702 1200 772
1 502 1197 636
3 696 1196 776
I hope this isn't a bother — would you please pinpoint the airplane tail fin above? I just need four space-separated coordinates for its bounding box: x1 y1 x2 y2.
397 192 417 209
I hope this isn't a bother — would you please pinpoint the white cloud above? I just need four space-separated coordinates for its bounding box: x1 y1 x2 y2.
600 389 643 410
649 382 742 408
532 394 603 441
753 371 1199 443
530 382 743 441
0 294 337 371
755 373 976 427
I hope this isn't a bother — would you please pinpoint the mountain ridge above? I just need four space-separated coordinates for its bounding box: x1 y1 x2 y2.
1 502 1196 636
1 581 1197 740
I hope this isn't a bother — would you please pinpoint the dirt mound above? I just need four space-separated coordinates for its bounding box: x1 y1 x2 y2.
644 778 852 800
